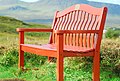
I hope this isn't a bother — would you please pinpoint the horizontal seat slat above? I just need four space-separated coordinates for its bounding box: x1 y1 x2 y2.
63 51 94 57
21 44 95 56
21 44 57 57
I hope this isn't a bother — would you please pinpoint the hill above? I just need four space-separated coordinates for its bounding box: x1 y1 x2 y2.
0 16 28 33
0 16 49 34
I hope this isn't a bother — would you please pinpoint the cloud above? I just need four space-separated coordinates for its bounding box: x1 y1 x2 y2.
88 0 120 5
20 0 39 2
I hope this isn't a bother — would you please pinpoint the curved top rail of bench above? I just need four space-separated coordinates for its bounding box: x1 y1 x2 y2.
56 4 107 17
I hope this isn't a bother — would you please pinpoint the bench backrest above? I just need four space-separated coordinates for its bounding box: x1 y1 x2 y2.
50 4 107 48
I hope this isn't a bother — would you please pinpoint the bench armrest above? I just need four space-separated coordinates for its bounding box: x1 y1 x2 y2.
16 28 53 32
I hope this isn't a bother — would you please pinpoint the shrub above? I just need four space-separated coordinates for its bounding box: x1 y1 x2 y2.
0 48 18 67
105 29 120 38
0 48 47 67
101 38 120 76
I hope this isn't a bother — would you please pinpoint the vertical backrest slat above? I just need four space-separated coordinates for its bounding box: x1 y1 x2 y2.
68 11 75 46
82 12 89 47
78 11 85 47
67 13 72 45
71 11 78 46
92 16 99 30
54 17 60 30
84 14 91 48
64 13 72 45
87 15 96 48
62 15 68 30
77 11 85 47
59 16 65 30
87 14 93 48
68 11 74 46
56 17 63 30
92 16 99 48
73 10 80 43
75 11 82 30
75 11 82 46
58 16 66 45
62 14 69 45
52 17 60 43
74 11 82 46
79 11 85 30
72 10 79 46
81 12 88 30
73 11 79 30
91 15 98 48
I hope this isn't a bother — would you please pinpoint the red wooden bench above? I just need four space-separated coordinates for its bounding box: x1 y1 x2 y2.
17 4 108 81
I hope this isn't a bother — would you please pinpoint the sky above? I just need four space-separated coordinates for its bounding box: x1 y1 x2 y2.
20 0 120 5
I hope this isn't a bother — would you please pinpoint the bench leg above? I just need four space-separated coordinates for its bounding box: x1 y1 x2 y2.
18 31 24 70
57 56 64 81
18 49 24 69
92 52 100 81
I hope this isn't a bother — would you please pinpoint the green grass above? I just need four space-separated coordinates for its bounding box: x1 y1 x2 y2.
0 61 120 81
0 33 119 81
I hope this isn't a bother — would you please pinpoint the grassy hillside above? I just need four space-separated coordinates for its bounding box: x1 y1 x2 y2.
0 16 50 38
0 16 50 33
0 16 120 81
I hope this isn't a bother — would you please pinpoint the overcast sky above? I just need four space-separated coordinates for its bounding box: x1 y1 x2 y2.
20 0 120 5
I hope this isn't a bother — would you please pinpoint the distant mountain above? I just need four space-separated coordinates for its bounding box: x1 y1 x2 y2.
7 6 28 11
0 0 120 27
25 19 53 24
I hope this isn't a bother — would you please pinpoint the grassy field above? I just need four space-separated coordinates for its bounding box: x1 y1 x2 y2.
0 33 120 81
0 16 120 81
